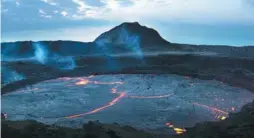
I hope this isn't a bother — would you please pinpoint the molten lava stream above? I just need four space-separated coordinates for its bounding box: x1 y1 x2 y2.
165 122 186 135
192 102 229 115
63 76 126 119
75 78 124 86
75 78 90 85
128 93 175 99
93 81 123 85
64 92 126 119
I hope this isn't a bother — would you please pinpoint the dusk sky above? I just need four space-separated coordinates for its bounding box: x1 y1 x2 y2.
1 0 254 46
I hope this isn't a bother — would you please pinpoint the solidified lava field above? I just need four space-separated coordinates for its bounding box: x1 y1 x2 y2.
2 74 254 133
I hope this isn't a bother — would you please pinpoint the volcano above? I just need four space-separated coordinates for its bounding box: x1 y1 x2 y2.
1 22 178 59
94 22 175 51
2 22 254 59
2 22 254 91
1 22 254 137
2 74 254 134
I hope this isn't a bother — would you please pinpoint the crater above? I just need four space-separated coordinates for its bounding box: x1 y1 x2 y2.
2 74 254 134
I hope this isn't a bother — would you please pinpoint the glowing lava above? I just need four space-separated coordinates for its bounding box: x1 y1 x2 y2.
231 107 235 111
65 92 126 119
57 77 72 80
4 74 254 135
75 79 90 85
192 102 229 115
128 93 175 99
220 116 227 120
165 122 186 134
74 77 123 86
62 75 127 118
93 81 123 85
174 128 186 134
217 115 227 120
111 88 117 93
165 122 174 128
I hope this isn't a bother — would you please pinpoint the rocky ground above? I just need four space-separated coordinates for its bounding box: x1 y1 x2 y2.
2 100 254 138
2 119 166 138
2 53 254 138
177 100 254 138
4 74 253 131
2 54 254 93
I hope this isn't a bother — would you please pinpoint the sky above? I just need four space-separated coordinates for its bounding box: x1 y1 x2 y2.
1 0 254 46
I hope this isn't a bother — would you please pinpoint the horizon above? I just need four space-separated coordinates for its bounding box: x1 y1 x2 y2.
2 0 254 46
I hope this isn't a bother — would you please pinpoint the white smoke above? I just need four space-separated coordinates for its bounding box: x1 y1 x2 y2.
33 42 48 64
2 67 26 85
32 42 76 70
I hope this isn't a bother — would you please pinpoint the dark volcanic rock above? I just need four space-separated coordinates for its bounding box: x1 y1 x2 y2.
175 101 254 138
2 54 254 94
2 101 254 138
2 120 164 138
1 41 95 58
94 22 171 49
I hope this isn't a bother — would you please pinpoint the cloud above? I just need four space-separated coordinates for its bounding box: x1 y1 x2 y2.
72 0 92 11
68 0 254 24
40 0 57 6
41 15 53 19
2 25 114 42
61 11 68 16
71 0 101 18
15 1 20 6
39 9 46 14
2 0 254 45
4 0 253 25
39 9 52 19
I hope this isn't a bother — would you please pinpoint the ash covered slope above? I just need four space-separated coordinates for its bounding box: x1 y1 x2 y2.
93 22 179 52
95 22 169 46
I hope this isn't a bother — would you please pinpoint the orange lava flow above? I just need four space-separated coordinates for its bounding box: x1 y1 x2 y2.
75 78 123 86
57 77 72 80
231 107 235 111
128 93 174 99
165 122 186 134
75 79 90 85
62 76 126 118
192 102 229 115
64 92 126 119
111 88 117 93
93 81 124 85
165 122 174 128
59 75 95 81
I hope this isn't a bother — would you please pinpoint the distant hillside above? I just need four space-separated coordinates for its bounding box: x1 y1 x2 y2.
1 22 254 60
94 22 176 51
